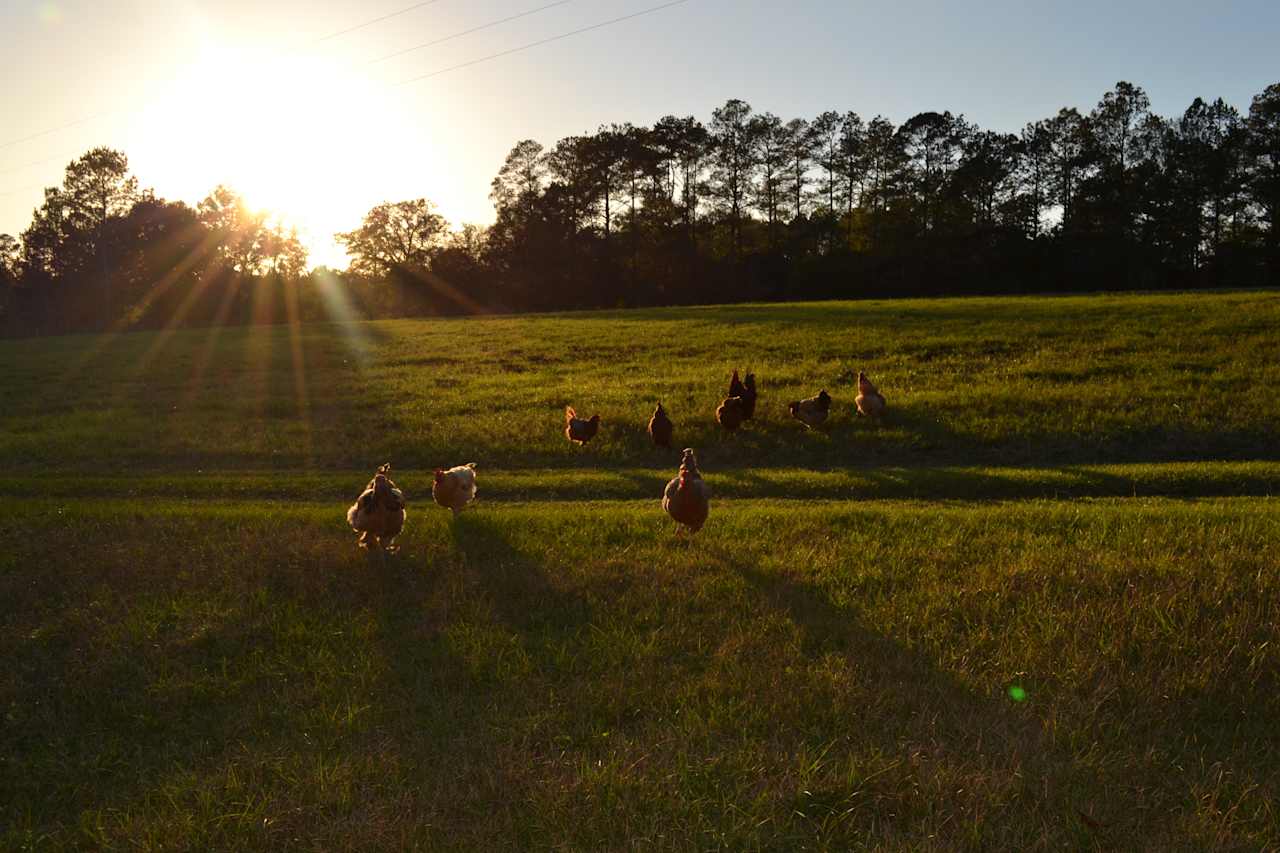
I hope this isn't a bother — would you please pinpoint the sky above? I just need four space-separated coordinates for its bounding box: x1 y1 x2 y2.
1 0 1278 268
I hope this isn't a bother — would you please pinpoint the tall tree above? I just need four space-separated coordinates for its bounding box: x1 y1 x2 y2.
19 149 140 281
1017 120 1054 237
1045 108 1089 230
618 124 658 276
18 188 72 282
585 124 634 248
708 99 758 259
954 131 1021 228
1086 81 1153 236
336 199 447 276
0 233 17 297
1247 84 1280 267
490 140 546 213
781 118 814 220
650 115 710 247
1171 97 1250 267
199 186 271 276
810 111 844 214
545 135 602 237
16 148 144 325
897 111 968 234
61 147 140 237
837 112 867 243
749 112 787 247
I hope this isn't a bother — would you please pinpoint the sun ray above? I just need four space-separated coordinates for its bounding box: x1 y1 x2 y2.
132 237 237 376
283 276 314 467
55 226 224 386
130 37 423 268
311 268 373 366
179 275 246 408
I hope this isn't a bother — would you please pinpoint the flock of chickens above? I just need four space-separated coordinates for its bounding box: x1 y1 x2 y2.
347 370 887 549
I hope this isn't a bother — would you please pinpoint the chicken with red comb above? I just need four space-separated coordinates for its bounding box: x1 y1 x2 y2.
663 448 710 536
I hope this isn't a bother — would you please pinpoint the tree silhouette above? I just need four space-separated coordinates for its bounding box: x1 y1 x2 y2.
750 112 787 248
490 139 547 213
708 99 757 260
5 80 1280 337
335 199 447 277
837 112 867 245
1248 84 1280 271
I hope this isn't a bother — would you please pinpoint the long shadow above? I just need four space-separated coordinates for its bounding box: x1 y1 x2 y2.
5 458 1278 505
715 540 1280 846
444 511 594 640
710 547 1124 845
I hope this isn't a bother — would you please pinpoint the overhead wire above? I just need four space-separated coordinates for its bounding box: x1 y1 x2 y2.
0 0 694 197
394 0 689 86
0 0 450 151
364 0 573 66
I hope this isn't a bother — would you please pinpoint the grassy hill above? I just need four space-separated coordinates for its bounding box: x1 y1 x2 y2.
2 291 1279 849
2 290 1277 474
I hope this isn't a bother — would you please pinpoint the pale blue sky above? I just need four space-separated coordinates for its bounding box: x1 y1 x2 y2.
2 0 1277 265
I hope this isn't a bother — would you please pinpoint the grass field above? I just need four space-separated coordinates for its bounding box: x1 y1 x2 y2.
2 291 1279 850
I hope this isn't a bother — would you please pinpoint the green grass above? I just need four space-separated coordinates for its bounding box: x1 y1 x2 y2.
1 290 1277 472
2 291 1279 849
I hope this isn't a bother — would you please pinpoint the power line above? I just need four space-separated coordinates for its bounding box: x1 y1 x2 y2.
365 0 573 66
313 0 446 44
0 0 694 194
0 110 117 152
0 0 454 152
395 0 689 86
0 149 92 177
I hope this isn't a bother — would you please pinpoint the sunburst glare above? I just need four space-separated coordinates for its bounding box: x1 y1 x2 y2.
130 33 424 269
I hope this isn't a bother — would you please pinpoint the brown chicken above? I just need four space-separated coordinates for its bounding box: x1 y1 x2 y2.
565 405 601 445
855 371 887 418
347 463 407 551
729 369 758 420
716 395 748 432
663 448 710 535
648 402 674 449
432 463 478 516
789 389 832 429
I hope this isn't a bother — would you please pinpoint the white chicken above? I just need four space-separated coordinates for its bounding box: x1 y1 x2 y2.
432 463 478 516
855 371 887 418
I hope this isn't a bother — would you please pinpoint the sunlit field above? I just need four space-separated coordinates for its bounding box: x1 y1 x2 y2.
3 290 1280 849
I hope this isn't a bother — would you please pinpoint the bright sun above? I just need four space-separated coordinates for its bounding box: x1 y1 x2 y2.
133 37 426 268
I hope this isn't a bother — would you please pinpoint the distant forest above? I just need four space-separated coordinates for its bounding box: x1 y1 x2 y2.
2 80 1278 335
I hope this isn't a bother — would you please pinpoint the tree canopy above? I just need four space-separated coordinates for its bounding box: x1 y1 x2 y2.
2 80 1278 337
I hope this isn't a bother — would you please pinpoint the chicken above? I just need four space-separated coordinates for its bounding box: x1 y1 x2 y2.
789 389 832 430
565 405 601 445
648 402 674 449
716 395 748 432
347 463 406 551
432 463 478 516
855 371 887 418
728 369 759 420
663 448 710 535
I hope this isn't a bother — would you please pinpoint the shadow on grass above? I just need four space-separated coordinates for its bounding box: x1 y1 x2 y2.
697 545 1148 845
711 540 1280 846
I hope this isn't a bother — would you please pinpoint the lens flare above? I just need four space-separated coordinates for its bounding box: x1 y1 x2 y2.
1008 685 1028 703
38 3 64 25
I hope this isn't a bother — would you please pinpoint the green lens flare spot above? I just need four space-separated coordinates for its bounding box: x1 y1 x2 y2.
1008 685 1028 702
39 3 65 25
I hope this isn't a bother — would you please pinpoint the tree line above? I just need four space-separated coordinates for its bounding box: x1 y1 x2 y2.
2 80 1277 334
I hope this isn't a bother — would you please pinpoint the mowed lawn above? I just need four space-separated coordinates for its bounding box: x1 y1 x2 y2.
1 291 1279 850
